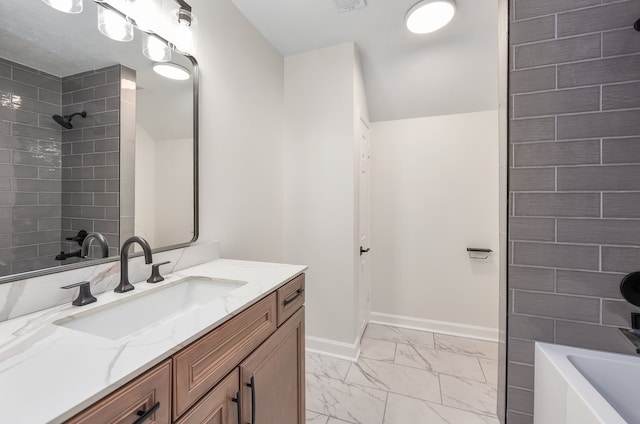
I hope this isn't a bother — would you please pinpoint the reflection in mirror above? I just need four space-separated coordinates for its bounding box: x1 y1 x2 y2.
0 0 197 280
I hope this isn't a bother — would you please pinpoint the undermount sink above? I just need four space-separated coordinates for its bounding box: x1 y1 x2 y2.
54 276 247 340
535 342 640 424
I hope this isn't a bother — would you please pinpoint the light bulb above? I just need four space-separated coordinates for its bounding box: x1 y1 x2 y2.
174 20 194 54
406 0 456 34
42 0 83 13
129 0 159 32
143 34 171 62
98 6 134 42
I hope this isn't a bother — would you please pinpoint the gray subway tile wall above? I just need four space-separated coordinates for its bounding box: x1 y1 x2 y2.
61 65 121 260
508 0 640 422
0 59 62 275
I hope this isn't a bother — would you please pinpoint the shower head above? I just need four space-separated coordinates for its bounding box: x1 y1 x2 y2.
52 111 87 129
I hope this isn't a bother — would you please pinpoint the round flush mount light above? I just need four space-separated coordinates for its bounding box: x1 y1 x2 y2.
153 63 190 80
405 0 456 34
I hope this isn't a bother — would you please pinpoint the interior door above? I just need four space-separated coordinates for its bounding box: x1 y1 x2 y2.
358 117 371 336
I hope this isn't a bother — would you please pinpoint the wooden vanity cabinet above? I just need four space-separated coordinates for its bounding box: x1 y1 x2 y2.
64 274 305 424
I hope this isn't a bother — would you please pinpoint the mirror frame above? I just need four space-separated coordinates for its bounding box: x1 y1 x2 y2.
0 5 199 284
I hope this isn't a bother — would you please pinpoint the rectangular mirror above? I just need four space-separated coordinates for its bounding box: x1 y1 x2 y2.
0 0 198 282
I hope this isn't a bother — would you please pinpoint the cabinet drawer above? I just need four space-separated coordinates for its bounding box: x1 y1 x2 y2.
277 274 305 326
173 293 277 420
65 360 171 424
175 369 240 424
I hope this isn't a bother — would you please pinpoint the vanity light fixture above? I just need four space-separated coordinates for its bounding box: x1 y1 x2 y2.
42 0 83 13
172 0 197 55
97 4 134 42
143 33 172 62
405 0 456 34
152 62 190 80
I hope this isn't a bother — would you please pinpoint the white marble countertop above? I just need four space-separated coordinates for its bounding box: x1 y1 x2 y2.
0 258 306 424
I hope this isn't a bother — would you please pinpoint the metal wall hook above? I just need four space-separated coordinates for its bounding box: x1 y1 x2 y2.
635 18 640 31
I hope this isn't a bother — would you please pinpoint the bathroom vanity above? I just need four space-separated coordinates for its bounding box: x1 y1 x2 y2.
67 274 305 424
0 250 306 424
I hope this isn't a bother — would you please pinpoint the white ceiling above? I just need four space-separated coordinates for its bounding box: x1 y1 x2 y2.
230 0 499 122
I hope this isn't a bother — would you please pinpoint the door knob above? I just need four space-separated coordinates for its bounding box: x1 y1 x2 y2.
360 247 370 255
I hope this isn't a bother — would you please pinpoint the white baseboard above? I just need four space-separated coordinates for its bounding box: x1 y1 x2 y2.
306 335 361 362
370 312 499 342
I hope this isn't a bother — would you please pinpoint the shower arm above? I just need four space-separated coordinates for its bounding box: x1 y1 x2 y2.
66 112 85 119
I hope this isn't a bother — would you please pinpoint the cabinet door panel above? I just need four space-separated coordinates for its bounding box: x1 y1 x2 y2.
176 369 240 424
65 360 171 424
240 307 305 424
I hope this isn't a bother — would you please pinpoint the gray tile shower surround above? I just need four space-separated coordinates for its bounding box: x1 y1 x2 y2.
60 65 122 260
508 0 640 422
0 59 62 276
0 60 123 276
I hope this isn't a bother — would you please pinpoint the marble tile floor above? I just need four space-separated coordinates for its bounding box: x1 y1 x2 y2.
306 324 500 424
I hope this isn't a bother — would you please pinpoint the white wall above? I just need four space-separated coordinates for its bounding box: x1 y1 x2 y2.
283 43 361 346
155 138 194 247
134 124 157 247
370 110 500 337
190 0 284 262
134 127 193 248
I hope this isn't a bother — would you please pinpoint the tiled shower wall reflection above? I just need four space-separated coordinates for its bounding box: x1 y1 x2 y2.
0 60 127 276
508 0 640 422
60 65 122 259
0 59 62 276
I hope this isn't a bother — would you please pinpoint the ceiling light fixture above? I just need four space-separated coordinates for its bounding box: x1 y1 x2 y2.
41 0 83 13
97 4 134 42
405 0 456 34
153 63 190 80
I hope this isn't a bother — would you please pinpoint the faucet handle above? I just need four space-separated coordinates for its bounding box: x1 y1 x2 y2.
61 281 97 306
147 261 171 284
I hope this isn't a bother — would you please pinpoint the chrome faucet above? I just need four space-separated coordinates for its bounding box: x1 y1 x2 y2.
80 232 109 258
115 236 153 293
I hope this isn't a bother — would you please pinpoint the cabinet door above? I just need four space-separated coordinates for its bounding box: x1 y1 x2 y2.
175 369 240 424
240 307 305 424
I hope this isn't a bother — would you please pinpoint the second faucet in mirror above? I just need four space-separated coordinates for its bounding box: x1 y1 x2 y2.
80 232 110 259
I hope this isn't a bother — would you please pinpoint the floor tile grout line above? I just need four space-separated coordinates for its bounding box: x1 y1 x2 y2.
478 356 489 384
381 391 389 424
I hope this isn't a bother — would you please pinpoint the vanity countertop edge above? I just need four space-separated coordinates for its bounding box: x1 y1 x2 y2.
0 258 307 424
